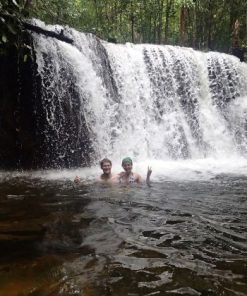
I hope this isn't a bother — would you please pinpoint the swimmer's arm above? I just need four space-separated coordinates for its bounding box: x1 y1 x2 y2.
74 176 96 185
146 166 152 187
74 176 81 184
74 176 90 186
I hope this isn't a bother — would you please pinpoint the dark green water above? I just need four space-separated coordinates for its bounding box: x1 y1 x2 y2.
0 175 246 296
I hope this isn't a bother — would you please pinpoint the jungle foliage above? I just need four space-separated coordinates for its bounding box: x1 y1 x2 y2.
0 0 247 52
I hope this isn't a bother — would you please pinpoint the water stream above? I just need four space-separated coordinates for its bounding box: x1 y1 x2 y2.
31 20 247 166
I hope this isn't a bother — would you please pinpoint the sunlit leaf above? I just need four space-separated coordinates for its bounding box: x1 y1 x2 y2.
11 0 19 7
2 35 7 43
0 17 6 23
7 23 17 35
24 44 32 49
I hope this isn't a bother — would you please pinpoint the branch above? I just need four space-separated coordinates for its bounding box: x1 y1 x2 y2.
0 12 73 44
23 22 73 44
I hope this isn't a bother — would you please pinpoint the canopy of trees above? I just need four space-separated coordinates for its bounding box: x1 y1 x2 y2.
1 0 247 52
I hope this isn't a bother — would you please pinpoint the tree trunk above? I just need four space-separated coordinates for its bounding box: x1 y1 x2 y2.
157 0 164 44
179 5 188 46
130 1 135 43
164 0 172 43
192 2 197 48
231 19 241 48
207 0 213 50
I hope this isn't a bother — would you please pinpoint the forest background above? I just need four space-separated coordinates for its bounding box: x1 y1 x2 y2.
0 0 247 54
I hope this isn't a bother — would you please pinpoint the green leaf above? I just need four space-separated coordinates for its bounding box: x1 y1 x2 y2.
2 35 7 43
7 23 17 35
0 17 6 24
23 54 28 63
11 0 19 7
24 44 32 49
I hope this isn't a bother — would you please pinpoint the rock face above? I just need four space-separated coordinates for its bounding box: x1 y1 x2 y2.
0 34 93 169
0 43 38 169
0 48 19 169
231 47 246 62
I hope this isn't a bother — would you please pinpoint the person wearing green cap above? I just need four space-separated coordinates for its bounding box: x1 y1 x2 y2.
119 157 152 186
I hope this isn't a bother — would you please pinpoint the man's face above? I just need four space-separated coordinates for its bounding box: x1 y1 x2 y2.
101 162 112 174
122 162 132 173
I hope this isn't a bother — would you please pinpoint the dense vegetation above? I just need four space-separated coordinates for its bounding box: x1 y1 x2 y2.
0 0 247 52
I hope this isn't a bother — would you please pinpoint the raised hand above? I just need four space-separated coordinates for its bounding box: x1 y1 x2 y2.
74 176 81 184
146 166 152 186
147 166 152 178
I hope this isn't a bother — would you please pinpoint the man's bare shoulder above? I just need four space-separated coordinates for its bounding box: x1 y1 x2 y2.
110 173 120 183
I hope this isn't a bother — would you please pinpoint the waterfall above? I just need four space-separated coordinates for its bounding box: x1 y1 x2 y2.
31 21 247 168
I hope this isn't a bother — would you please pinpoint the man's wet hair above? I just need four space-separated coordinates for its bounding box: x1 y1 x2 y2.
100 158 112 168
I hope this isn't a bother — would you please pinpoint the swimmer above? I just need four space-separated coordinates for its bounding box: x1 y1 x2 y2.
97 158 119 184
118 157 152 186
74 158 118 184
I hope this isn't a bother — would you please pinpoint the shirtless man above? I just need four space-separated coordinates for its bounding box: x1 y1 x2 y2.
97 158 118 184
118 157 152 186
74 158 118 184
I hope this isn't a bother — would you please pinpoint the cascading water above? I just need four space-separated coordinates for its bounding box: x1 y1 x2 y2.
31 21 247 169
1 21 247 296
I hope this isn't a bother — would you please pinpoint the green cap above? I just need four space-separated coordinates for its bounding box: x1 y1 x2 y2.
122 157 133 165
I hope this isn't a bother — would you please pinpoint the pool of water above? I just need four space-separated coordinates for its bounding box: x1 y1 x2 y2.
0 163 246 296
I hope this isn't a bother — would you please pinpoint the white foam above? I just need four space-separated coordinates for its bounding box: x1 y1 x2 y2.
1 157 246 183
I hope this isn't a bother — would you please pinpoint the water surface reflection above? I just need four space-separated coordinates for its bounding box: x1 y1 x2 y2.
0 176 246 295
